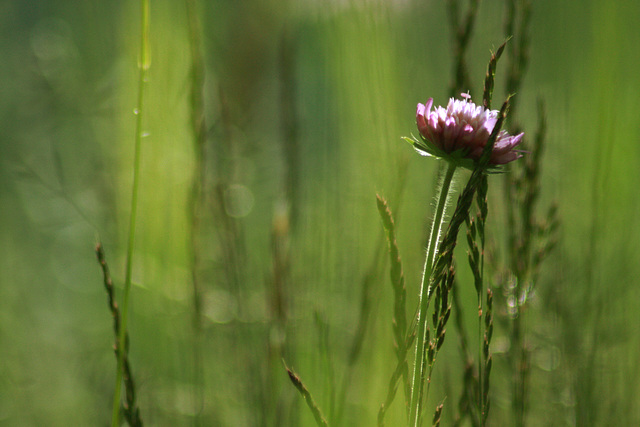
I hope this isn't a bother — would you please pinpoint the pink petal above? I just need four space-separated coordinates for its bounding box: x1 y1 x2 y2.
416 99 434 137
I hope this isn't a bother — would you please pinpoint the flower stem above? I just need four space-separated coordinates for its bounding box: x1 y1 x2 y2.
409 161 457 427
111 1 149 426
478 289 483 421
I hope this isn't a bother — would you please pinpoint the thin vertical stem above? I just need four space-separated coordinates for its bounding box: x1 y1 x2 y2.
477 177 487 424
112 1 149 425
409 161 457 427
477 289 483 420
185 0 206 421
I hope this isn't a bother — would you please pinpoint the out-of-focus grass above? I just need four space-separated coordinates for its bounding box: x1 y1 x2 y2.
1 0 640 425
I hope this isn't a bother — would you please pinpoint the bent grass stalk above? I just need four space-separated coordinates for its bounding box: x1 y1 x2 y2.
409 161 457 427
112 0 149 425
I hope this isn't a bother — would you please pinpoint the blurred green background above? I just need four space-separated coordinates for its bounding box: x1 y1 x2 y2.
1 0 639 425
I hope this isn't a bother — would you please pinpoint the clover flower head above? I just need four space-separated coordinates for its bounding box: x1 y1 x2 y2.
410 93 523 168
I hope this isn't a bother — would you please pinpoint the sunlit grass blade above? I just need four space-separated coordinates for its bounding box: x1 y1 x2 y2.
113 0 149 425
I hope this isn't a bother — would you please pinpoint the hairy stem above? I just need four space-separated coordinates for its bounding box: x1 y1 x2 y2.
409 161 457 427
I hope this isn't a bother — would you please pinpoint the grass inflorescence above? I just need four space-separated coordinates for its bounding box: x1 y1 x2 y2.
376 195 408 383
285 363 329 427
376 194 411 426
96 243 142 427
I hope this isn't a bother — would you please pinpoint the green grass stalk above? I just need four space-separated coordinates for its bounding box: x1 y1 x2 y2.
409 161 457 427
112 1 149 425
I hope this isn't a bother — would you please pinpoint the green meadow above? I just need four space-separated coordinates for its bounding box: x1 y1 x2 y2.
1 0 639 425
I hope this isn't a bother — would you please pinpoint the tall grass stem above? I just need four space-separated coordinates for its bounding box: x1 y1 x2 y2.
112 0 149 425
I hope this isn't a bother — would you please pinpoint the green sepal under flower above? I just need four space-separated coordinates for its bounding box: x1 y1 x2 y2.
403 135 506 174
